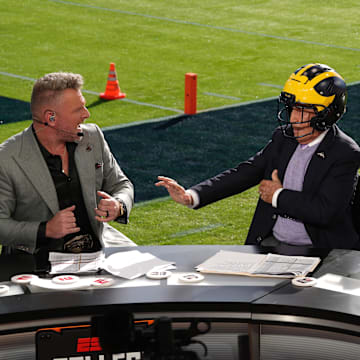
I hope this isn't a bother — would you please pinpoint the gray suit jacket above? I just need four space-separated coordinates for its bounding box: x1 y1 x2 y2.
0 124 135 253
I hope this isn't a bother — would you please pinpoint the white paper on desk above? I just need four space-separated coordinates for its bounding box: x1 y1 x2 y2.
103 250 175 280
315 273 360 296
252 253 320 276
196 250 320 278
196 251 265 274
49 251 105 274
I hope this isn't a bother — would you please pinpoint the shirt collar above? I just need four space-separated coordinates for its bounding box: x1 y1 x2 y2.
32 125 77 158
302 129 329 148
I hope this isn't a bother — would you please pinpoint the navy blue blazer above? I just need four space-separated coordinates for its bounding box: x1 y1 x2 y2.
191 125 360 249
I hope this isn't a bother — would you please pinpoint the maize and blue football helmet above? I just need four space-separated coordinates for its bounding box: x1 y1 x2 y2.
277 63 347 138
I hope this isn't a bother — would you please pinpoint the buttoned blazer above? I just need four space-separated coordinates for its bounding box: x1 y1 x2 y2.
0 124 134 253
190 125 360 249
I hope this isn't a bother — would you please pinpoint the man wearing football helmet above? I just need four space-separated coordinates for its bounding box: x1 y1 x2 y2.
277 63 347 140
156 64 360 249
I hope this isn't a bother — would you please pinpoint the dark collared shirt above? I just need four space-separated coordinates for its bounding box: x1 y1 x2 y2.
34 130 101 252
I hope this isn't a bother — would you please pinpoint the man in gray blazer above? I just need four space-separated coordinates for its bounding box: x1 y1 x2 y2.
0 72 135 254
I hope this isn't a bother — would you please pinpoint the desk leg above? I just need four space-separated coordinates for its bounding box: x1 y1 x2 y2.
248 323 261 360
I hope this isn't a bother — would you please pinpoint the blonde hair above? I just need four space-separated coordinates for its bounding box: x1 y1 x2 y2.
31 72 84 115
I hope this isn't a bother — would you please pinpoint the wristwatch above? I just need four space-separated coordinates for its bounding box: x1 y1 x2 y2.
118 201 127 217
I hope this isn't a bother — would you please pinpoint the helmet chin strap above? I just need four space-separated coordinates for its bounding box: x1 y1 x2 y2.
281 123 315 140
291 126 315 140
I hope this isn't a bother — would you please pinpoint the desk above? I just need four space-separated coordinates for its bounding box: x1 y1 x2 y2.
0 245 359 360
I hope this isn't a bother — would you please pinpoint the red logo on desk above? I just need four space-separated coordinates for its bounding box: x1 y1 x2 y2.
94 279 110 284
17 275 32 280
76 337 102 352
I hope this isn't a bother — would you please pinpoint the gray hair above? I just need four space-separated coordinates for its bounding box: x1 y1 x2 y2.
31 72 84 115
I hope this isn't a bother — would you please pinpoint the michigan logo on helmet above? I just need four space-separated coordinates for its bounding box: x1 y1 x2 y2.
277 63 347 137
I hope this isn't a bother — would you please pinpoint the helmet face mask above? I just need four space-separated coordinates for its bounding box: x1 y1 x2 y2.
277 64 347 140
278 95 328 139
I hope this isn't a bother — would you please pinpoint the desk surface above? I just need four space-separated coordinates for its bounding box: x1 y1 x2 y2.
253 248 360 330
0 245 359 335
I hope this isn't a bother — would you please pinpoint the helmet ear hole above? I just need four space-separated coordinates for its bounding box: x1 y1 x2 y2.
312 119 327 132
310 108 330 132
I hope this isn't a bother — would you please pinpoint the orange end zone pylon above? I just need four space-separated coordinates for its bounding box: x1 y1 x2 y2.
184 73 197 115
100 62 126 100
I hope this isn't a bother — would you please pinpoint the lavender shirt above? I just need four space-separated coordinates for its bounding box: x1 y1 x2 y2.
272 133 327 245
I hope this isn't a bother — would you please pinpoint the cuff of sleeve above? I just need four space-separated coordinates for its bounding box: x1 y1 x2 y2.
272 188 283 208
186 189 199 208
116 201 128 223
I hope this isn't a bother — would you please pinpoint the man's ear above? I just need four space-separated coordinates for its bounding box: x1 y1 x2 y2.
44 110 56 125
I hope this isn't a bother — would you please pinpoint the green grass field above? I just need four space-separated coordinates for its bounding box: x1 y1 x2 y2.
1 0 360 246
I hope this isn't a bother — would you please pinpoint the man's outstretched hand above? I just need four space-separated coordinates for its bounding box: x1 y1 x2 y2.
155 176 193 206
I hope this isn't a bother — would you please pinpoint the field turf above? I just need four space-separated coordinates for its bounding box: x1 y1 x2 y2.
1 0 360 245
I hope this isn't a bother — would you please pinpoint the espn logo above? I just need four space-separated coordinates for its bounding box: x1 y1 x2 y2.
77 337 102 352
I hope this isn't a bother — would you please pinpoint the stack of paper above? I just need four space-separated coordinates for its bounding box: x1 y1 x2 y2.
49 251 105 274
196 251 320 278
102 250 175 280
49 250 175 280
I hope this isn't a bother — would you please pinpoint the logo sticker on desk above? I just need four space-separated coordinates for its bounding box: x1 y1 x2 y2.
11 274 38 284
146 270 172 280
91 277 115 287
52 275 80 285
178 273 204 283
291 276 317 287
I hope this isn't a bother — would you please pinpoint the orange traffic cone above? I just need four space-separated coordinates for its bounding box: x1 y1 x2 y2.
100 62 126 100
